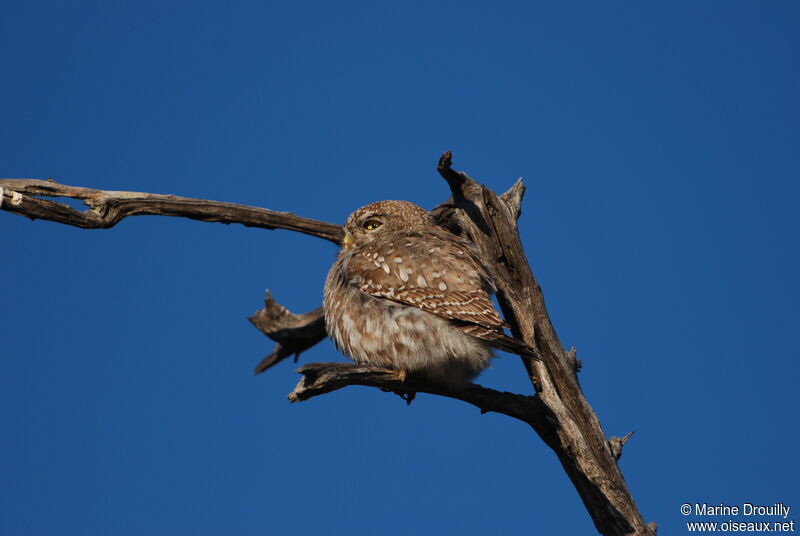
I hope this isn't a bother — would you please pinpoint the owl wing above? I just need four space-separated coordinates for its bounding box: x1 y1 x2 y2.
348 230 541 360
348 230 508 331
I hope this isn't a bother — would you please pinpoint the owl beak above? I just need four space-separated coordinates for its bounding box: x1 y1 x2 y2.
342 232 355 249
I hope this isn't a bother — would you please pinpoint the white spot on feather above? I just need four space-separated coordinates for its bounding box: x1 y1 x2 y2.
438 281 447 291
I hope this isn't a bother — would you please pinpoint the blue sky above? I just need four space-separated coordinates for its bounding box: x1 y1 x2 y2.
1 1 798 534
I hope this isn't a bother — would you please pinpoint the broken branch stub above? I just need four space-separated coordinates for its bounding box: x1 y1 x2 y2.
248 291 327 374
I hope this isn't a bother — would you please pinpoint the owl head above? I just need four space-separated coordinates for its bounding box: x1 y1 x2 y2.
342 200 432 249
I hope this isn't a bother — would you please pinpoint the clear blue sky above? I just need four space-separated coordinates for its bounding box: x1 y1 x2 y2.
2 1 798 534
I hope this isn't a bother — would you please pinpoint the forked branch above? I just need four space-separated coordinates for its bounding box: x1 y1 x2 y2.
248 291 327 374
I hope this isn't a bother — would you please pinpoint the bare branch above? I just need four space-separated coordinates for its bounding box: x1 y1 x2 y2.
608 431 636 461
248 291 328 374
500 178 526 221
289 362 551 425
0 179 343 244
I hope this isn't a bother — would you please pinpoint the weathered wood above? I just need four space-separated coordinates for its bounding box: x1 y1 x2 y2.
248 291 327 374
432 151 654 535
289 362 550 425
0 179 343 244
0 155 655 535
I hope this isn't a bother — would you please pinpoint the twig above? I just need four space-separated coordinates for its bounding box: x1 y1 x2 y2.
608 431 636 461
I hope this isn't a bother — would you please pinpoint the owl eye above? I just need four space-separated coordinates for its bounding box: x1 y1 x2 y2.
363 220 382 231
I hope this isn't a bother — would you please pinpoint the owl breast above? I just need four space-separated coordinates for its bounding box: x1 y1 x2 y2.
323 252 493 387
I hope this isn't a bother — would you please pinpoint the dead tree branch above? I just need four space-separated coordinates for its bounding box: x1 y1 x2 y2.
248 291 327 374
1 156 655 535
432 151 654 535
0 179 342 244
289 362 551 426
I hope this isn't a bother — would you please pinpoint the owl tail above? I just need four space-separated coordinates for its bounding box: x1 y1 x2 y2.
488 333 543 361
457 324 542 361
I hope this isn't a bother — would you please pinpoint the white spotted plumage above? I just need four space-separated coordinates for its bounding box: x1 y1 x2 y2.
324 200 532 388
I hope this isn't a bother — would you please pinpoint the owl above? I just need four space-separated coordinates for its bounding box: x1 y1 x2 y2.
323 200 533 389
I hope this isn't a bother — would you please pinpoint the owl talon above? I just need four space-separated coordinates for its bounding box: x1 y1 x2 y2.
395 370 416 404
396 390 416 405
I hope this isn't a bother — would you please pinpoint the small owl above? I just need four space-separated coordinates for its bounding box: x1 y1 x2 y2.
323 200 531 389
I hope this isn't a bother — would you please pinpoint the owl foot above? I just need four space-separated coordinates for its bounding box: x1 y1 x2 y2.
397 390 416 405
395 370 416 405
